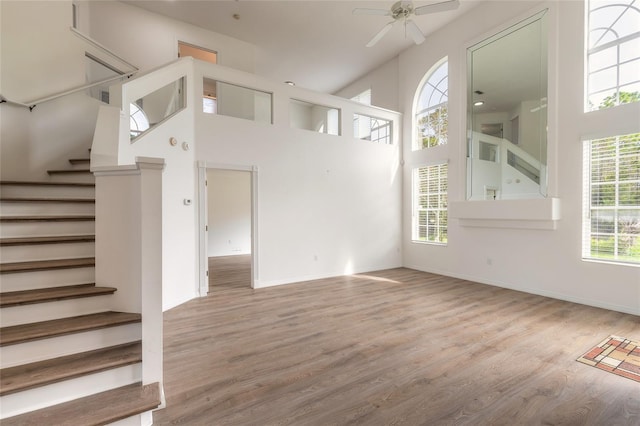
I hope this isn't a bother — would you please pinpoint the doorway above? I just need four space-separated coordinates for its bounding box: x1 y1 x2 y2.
178 41 217 64
198 164 258 294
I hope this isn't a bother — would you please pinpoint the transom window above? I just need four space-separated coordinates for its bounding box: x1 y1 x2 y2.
583 133 640 264
412 164 448 244
414 59 448 150
586 0 640 111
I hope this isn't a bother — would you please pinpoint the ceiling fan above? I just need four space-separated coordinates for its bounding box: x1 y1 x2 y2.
354 0 460 47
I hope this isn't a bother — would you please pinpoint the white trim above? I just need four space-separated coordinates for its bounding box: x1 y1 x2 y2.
197 166 208 297
254 261 402 289
403 263 640 316
197 163 259 292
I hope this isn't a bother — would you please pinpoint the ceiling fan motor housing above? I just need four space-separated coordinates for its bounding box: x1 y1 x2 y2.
391 1 415 19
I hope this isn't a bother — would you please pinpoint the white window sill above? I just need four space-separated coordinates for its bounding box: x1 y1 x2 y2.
449 198 561 230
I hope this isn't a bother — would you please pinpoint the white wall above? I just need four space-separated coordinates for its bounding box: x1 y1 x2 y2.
0 1 101 180
207 169 252 257
335 56 400 111
394 0 639 315
515 99 545 162
81 0 256 75
473 112 512 141
195 63 403 288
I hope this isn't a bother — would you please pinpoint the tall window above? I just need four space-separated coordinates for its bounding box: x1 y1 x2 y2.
413 164 448 244
583 0 640 265
583 133 640 264
586 0 640 111
414 59 448 150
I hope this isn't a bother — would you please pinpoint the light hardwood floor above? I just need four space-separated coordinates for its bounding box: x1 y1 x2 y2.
153 255 639 425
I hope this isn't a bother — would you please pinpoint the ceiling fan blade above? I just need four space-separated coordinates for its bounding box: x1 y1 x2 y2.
353 8 391 16
415 0 459 15
366 21 395 47
406 20 426 45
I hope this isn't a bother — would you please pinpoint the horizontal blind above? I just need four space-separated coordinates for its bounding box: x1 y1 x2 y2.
583 133 640 264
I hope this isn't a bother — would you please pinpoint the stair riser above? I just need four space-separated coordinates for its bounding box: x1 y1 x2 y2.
0 267 95 292
69 161 91 170
0 323 142 368
0 202 95 216
0 364 141 419
1 294 113 327
0 242 95 263
47 174 95 184
0 221 95 238
0 186 95 198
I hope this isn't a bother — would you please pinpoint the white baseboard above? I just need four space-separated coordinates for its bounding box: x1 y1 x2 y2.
404 263 640 316
254 262 403 289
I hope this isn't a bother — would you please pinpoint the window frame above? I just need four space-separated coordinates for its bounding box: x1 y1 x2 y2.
353 113 393 144
582 133 640 265
413 58 449 151
585 0 640 112
581 0 640 266
412 163 449 245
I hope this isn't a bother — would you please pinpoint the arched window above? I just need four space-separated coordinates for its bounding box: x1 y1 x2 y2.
586 0 640 111
130 102 150 138
414 59 448 150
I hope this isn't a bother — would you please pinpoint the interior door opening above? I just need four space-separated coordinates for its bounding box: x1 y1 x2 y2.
201 167 256 292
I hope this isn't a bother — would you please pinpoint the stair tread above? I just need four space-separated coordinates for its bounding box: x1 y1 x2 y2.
0 235 95 246
0 181 95 187
0 257 95 274
68 158 90 164
1 382 160 426
47 169 92 174
0 311 142 346
0 197 95 203
0 284 115 307
0 215 95 222
0 341 142 396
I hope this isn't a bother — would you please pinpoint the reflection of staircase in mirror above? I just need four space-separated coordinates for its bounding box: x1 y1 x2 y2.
469 131 546 200
507 149 540 184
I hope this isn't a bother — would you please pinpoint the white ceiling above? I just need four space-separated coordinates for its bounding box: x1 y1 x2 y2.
123 0 481 94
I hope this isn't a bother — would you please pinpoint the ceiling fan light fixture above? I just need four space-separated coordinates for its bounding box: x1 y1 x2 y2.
354 0 460 47
474 101 485 106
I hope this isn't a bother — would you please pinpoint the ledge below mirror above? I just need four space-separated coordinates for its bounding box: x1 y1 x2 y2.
449 198 561 230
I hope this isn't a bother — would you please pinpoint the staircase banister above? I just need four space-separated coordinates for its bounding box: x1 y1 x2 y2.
70 27 138 74
503 140 542 171
0 72 136 112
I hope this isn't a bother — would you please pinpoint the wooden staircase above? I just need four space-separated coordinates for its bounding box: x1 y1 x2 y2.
0 156 160 424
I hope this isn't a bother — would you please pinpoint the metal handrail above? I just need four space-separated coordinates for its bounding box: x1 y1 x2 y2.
0 72 136 111
70 27 138 73
0 26 139 111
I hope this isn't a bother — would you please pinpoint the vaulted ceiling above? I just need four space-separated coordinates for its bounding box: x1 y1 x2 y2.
124 0 481 93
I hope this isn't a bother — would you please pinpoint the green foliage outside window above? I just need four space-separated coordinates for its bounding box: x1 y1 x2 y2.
588 131 640 263
416 105 448 148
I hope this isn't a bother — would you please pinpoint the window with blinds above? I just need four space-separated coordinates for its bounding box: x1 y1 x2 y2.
413 164 448 244
583 133 640 264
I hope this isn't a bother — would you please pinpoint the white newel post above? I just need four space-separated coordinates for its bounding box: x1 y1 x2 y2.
93 156 165 403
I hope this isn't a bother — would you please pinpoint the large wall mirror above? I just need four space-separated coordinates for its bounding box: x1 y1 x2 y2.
467 10 548 200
